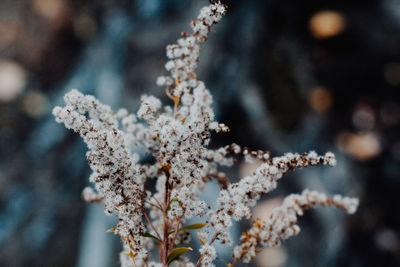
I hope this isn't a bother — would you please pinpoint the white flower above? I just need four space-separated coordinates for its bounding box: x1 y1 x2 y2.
53 2 357 266
199 244 217 266
137 95 161 122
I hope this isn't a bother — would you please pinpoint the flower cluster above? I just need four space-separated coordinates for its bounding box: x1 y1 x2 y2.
232 189 358 263
53 2 358 267
53 89 148 260
206 151 340 245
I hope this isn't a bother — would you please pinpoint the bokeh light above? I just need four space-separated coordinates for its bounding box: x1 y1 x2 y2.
0 60 27 102
309 10 346 39
32 0 66 21
336 131 381 161
308 86 333 113
21 90 49 118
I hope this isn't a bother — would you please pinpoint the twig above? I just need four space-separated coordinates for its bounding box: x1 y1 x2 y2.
143 210 162 241
162 166 172 266
153 195 164 210
195 232 219 267
169 215 183 251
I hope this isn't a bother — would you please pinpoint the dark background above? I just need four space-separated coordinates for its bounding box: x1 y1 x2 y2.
0 0 399 266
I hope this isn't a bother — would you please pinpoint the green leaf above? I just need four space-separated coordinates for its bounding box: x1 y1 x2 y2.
178 223 207 232
106 227 116 233
142 232 161 242
166 247 193 264
170 223 207 235
145 200 163 211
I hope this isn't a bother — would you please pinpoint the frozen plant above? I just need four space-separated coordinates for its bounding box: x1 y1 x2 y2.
53 1 358 267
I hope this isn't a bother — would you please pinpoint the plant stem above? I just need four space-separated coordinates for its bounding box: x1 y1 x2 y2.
143 210 162 241
169 215 183 251
162 166 172 266
195 232 219 267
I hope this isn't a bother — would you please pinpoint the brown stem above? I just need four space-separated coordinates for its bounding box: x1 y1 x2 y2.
162 218 169 266
143 210 162 241
162 166 172 267
169 215 183 251
165 87 180 120
230 258 239 267
195 232 219 267
209 232 219 244
153 195 164 210
123 235 137 266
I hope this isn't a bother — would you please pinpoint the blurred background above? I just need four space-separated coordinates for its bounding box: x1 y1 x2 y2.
0 0 399 266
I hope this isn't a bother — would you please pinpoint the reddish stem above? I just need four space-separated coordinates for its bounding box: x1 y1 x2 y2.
143 210 162 241
195 232 219 267
169 215 183 251
162 167 172 266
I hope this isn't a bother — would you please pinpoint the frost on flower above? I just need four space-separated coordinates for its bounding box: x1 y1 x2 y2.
232 190 359 263
199 244 217 267
53 2 358 266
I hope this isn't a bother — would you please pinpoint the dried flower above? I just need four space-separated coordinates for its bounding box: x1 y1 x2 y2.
53 2 357 267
